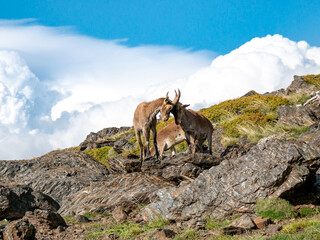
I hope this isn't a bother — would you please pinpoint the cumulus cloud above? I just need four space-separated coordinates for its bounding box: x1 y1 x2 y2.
175 35 320 107
1 20 320 160
0 20 212 159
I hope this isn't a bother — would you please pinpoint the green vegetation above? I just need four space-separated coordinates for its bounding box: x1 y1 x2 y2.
205 216 238 230
175 228 200 240
212 235 266 240
282 218 320 234
255 198 297 220
199 95 290 123
84 215 170 239
85 146 112 167
302 74 320 87
298 207 320 217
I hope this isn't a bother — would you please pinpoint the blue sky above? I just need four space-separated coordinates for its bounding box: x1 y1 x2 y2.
1 0 320 54
1 1 320 159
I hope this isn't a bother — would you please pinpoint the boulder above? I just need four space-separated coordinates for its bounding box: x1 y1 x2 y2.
0 184 59 220
78 126 133 151
24 209 66 230
2 219 35 240
229 214 256 230
141 127 320 223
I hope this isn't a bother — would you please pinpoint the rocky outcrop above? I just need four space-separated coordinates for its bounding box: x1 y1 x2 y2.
277 105 320 126
78 126 133 151
141 125 320 223
58 172 172 216
0 150 109 204
0 184 59 220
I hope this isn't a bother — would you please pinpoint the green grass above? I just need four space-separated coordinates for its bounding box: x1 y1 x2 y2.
282 219 320 234
175 228 200 240
199 95 290 123
298 208 320 218
255 198 297 220
84 215 170 239
212 235 266 240
85 146 112 167
205 216 237 230
302 74 320 87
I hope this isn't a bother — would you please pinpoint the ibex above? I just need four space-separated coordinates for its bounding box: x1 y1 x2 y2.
164 90 213 154
133 91 180 160
150 122 186 158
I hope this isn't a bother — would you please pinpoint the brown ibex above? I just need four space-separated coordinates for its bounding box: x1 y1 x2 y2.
150 122 186 158
133 91 180 160
164 90 213 154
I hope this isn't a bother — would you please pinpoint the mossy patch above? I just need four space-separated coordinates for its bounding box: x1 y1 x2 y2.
85 146 112 167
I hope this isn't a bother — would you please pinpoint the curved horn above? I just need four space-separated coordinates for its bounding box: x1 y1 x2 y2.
172 89 181 105
166 91 169 100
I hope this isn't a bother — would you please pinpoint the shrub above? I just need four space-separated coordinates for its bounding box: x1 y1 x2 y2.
199 95 290 123
175 228 199 240
255 198 297 220
302 74 320 87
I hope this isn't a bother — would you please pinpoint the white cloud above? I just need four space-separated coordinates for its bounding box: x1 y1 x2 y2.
1 20 320 160
176 35 320 108
0 20 212 159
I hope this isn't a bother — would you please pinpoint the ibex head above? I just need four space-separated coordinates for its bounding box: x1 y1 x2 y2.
160 89 181 121
171 102 190 125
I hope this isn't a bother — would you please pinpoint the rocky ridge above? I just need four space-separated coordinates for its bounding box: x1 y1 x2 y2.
0 74 320 239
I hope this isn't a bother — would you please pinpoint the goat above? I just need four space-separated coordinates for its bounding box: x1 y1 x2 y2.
163 90 213 154
133 91 180 160
150 122 186 158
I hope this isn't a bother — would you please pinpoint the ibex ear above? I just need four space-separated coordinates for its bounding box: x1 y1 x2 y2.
182 104 190 109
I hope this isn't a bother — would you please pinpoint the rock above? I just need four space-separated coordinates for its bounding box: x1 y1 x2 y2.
24 209 66 230
141 153 220 184
109 156 141 174
112 206 128 223
241 90 260 97
0 149 109 206
141 127 320 223
78 126 133 151
0 184 59 220
222 226 245 235
253 217 271 229
3 219 35 240
277 105 320 126
286 75 317 94
265 224 282 236
230 214 255 229
75 214 90 223
151 229 176 239
58 172 172 216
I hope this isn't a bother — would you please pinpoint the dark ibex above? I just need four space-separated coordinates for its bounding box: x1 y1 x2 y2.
133 91 180 160
150 122 186 158
163 90 213 154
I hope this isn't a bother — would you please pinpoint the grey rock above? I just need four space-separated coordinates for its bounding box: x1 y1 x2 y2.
75 214 90 223
0 149 109 205
78 126 133 151
277 105 320 126
141 127 320 223
0 184 59 220
230 214 255 229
